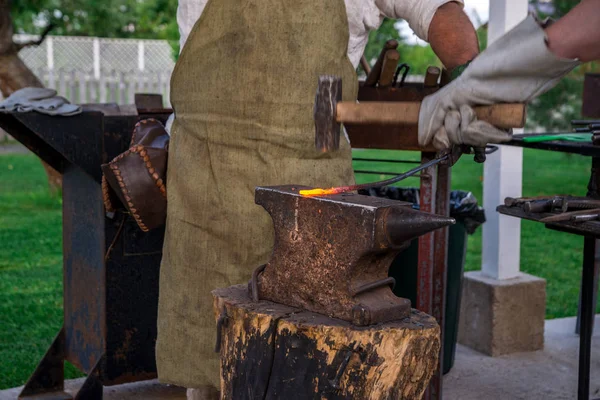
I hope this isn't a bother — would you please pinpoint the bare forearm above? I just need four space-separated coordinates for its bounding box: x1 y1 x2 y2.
546 0 600 62
427 2 479 70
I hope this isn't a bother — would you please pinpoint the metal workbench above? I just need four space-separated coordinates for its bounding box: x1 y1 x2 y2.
0 105 170 400
498 135 600 400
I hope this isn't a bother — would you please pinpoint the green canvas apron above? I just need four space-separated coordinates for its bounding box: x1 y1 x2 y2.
157 0 358 389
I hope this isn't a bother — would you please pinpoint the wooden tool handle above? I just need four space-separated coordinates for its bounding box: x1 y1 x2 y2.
423 67 441 88
365 40 398 87
378 50 400 88
336 102 526 129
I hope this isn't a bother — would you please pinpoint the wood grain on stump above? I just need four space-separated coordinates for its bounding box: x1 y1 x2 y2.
213 285 440 400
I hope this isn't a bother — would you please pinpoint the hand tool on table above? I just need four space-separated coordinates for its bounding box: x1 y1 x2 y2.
505 196 600 214
250 185 455 326
504 195 569 207
541 208 600 223
365 39 398 87
574 124 600 133
314 75 526 153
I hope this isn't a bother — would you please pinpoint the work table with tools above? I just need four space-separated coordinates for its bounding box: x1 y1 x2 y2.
497 73 600 400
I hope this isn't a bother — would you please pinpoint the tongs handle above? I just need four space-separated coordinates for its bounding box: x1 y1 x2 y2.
439 144 499 166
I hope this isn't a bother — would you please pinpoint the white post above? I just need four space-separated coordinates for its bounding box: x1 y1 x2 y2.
138 41 145 72
481 0 528 280
46 37 54 89
93 38 101 80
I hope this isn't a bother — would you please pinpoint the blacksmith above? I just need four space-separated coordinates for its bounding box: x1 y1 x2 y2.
157 1 485 399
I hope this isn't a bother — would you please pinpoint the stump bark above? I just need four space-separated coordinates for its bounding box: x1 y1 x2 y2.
213 285 440 400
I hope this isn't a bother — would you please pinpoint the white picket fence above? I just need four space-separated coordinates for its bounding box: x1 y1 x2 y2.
34 68 172 106
14 35 175 107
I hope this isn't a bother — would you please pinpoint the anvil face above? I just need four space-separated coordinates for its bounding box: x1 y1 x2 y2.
253 185 454 326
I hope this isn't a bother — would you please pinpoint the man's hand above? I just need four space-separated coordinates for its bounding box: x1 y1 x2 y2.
419 15 580 150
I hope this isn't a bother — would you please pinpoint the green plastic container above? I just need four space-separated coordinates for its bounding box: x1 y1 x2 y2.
388 222 468 375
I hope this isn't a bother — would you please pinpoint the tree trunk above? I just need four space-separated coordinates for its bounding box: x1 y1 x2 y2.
0 0 62 194
213 285 440 400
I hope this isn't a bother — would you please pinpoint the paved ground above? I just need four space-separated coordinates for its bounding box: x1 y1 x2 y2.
445 315 600 400
0 143 28 155
1 318 598 399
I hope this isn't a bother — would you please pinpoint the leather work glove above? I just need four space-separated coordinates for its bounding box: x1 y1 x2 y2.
419 14 581 150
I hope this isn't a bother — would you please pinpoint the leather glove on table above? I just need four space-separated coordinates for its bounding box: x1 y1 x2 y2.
0 87 81 116
418 14 581 150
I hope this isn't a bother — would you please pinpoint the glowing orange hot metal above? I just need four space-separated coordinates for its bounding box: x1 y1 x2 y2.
299 187 350 197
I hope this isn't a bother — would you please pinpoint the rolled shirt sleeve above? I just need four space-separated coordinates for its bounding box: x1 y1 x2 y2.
375 0 464 41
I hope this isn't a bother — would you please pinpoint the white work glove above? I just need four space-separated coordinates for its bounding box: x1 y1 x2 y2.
419 14 581 150
0 87 81 116
0 87 57 112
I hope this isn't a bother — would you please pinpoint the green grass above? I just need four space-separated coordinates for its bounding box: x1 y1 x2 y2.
0 154 82 390
0 149 597 389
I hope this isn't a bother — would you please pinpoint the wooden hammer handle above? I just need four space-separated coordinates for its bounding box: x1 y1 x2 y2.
336 102 526 130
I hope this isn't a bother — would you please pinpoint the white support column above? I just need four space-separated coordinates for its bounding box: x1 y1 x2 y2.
481 0 528 280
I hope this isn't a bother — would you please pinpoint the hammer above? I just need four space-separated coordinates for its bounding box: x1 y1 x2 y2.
314 75 527 153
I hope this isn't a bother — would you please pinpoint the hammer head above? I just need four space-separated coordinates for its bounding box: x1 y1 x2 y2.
314 75 342 153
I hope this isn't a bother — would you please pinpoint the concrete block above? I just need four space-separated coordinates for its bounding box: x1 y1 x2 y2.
458 271 546 356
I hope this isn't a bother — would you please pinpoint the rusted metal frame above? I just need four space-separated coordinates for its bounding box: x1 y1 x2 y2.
0 114 67 173
417 152 437 400
19 328 71 400
430 162 451 400
575 252 600 335
0 112 168 399
576 154 600 336
73 356 105 400
14 112 105 182
578 236 597 400
582 73 600 119
345 83 438 152
62 165 107 375
416 152 451 400
417 152 437 314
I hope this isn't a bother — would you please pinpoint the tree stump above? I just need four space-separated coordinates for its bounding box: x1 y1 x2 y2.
213 285 440 400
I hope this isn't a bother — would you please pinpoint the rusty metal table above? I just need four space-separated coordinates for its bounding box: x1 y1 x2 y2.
0 108 168 400
499 136 600 400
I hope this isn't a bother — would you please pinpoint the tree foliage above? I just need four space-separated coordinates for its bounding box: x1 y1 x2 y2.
10 1 179 46
11 0 180 58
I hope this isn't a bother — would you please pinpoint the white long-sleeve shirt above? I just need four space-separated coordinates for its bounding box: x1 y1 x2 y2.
166 0 462 133
176 0 462 69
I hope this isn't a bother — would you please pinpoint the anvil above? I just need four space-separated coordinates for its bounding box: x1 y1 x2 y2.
252 185 455 326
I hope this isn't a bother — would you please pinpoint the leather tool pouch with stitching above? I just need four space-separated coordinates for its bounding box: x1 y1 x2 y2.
101 118 169 232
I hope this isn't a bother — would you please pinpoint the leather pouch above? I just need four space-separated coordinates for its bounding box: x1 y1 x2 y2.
101 118 169 232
